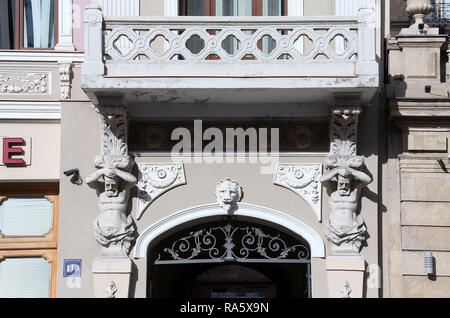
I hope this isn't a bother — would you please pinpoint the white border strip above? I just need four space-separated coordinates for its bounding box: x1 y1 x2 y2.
0 101 61 120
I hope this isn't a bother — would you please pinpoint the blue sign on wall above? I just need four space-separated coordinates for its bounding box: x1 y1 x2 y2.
63 259 82 277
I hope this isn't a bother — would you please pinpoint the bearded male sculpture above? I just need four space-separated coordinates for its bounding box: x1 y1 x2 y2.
86 155 137 258
321 160 371 255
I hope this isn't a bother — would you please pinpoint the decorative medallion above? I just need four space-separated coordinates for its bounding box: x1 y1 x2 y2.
137 163 186 219
274 164 323 221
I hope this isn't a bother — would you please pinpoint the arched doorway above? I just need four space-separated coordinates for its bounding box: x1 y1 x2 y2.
147 219 312 298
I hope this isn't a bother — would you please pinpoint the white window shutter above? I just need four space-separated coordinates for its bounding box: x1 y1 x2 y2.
0 258 50 298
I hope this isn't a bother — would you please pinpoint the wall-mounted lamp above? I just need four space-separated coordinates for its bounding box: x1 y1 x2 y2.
64 168 82 185
424 251 435 277
424 85 431 93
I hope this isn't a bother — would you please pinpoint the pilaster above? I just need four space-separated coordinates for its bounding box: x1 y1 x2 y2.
87 94 136 298
322 102 372 298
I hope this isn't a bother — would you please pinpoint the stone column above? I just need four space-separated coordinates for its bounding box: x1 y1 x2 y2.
86 94 136 298
321 103 372 298
55 0 76 51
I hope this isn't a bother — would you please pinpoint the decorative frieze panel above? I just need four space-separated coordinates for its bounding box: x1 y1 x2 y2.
129 121 329 153
0 72 49 95
274 164 323 221
137 163 186 220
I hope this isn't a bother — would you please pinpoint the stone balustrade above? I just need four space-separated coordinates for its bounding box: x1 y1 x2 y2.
81 5 378 104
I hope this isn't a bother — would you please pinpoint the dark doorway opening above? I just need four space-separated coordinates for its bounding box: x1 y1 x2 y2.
150 262 309 298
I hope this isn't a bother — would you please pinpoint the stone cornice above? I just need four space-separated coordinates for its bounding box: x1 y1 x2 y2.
389 98 450 118
399 153 450 173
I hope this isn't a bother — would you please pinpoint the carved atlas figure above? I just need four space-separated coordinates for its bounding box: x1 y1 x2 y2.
320 158 371 255
86 154 137 258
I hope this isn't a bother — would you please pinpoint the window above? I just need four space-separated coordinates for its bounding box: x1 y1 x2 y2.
0 183 59 298
179 0 286 56
0 0 58 50
179 0 286 16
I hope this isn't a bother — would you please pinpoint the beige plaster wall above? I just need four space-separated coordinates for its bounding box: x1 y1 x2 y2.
56 101 101 298
0 121 60 181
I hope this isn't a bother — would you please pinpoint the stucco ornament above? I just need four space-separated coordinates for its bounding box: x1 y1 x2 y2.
274 164 322 221
106 281 118 298
215 178 243 213
87 155 137 258
0 72 48 94
406 0 433 25
137 163 186 219
88 99 137 259
59 63 72 100
321 105 372 255
341 281 352 298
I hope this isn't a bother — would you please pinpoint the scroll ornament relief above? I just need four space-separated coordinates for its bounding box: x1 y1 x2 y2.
274 164 323 221
0 72 48 94
321 105 372 255
137 163 186 219
59 63 72 100
87 107 137 259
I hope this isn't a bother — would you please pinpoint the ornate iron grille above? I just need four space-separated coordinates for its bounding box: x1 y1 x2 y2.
155 222 311 265
425 2 450 27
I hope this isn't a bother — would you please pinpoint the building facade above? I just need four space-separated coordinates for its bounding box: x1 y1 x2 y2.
0 0 448 298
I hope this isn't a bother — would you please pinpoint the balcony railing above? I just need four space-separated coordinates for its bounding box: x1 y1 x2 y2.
81 5 378 104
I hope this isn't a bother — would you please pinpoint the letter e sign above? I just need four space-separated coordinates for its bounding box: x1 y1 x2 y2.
2 138 26 165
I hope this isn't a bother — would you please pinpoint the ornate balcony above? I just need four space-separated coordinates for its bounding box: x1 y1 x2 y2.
82 5 379 105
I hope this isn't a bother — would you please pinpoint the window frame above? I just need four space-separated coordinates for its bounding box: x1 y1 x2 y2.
3 0 59 51
0 183 59 298
0 183 59 250
179 0 287 16
0 249 57 298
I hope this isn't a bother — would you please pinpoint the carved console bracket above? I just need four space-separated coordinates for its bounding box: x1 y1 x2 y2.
59 63 72 100
137 163 186 220
274 164 323 221
321 104 371 256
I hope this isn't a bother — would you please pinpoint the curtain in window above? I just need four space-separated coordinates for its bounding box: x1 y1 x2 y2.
0 0 15 49
0 197 53 236
216 0 252 16
181 0 205 16
262 0 283 54
335 0 372 54
0 257 50 298
23 0 55 48
216 0 252 55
